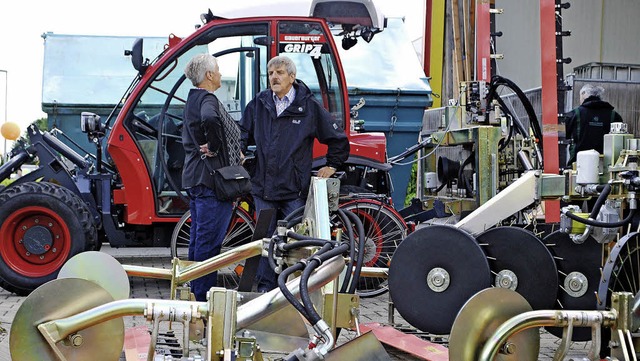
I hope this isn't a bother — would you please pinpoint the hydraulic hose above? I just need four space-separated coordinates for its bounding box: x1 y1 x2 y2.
281 239 335 250
588 184 611 219
487 75 543 148
563 184 636 228
342 210 367 294
299 244 334 325
299 245 350 325
284 230 338 244
337 209 356 293
564 208 636 228
277 262 309 320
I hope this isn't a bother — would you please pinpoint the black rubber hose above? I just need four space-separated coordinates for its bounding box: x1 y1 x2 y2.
299 243 333 325
337 209 356 293
277 262 309 320
343 210 367 294
285 230 338 244
298 243 348 325
565 208 636 228
488 75 543 148
493 95 529 138
589 184 612 219
281 239 335 250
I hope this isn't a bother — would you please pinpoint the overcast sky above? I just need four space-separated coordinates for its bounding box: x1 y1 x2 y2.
0 0 424 155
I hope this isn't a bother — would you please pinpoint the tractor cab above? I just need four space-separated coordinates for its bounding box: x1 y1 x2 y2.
106 0 390 224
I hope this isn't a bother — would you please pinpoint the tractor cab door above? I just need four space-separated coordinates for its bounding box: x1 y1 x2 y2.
117 18 349 221
124 22 269 217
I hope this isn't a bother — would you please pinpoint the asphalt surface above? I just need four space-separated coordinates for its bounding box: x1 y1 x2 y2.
0 245 595 360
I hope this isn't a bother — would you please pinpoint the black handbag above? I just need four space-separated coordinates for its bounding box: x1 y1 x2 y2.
211 164 251 201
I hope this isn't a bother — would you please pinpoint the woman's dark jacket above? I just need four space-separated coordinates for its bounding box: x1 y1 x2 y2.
182 88 225 190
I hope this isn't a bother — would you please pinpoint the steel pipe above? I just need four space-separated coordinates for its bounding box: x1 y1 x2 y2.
38 299 207 344
479 309 617 361
237 255 345 329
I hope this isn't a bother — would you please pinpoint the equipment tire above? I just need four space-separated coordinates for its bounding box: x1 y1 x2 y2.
0 182 96 295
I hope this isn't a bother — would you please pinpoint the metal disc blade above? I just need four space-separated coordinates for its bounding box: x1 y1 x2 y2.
388 225 491 334
10 278 124 361
477 227 558 310
58 251 130 300
544 231 602 341
450 288 540 361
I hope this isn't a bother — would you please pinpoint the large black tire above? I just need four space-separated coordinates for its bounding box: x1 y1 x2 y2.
0 182 97 295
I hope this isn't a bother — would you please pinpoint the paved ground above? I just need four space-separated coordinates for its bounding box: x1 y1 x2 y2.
0 245 596 360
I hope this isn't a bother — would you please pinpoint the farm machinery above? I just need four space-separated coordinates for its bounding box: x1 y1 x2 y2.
0 0 402 295
7 0 640 358
11 126 640 360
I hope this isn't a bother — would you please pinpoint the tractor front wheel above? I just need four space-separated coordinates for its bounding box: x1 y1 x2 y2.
0 182 96 295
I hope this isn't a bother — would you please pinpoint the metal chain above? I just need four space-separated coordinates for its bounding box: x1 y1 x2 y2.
389 88 400 137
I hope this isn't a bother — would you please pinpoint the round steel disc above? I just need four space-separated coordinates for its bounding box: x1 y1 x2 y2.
450 288 540 361
544 231 602 341
477 227 558 310
10 278 124 361
58 251 130 300
388 225 491 334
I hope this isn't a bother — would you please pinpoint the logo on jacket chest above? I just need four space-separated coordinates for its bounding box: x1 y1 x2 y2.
292 119 301 124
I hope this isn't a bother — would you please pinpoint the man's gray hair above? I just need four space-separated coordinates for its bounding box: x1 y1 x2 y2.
184 54 218 86
580 84 605 100
267 55 297 76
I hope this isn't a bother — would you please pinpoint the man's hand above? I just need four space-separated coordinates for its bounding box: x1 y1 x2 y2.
317 166 336 178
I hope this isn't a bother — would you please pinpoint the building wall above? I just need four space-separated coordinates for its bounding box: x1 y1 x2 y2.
494 0 640 90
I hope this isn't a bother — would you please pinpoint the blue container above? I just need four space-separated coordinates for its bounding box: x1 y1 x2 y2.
41 33 168 153
338 18 432 207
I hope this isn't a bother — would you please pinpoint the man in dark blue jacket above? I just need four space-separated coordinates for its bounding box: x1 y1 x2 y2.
240 55 350 292
565 83 624 165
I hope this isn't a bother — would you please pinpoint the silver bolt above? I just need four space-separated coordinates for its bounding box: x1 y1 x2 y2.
39 256 44 260
52 248 57 253
502 342 516 354
48 223 53 227
34 219 39 224
25 252 30 257
69 334 84 347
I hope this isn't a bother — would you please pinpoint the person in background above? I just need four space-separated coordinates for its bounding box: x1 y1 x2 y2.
182 54 237 301
240 55 350 292
565 83 624 165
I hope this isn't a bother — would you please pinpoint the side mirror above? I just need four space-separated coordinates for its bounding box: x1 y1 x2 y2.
125 38 148 75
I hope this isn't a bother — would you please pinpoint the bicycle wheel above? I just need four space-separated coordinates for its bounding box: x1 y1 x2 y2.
170 206 256 289
339 199 407 298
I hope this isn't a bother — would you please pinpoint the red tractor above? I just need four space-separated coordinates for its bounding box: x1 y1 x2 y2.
0 1 403 294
